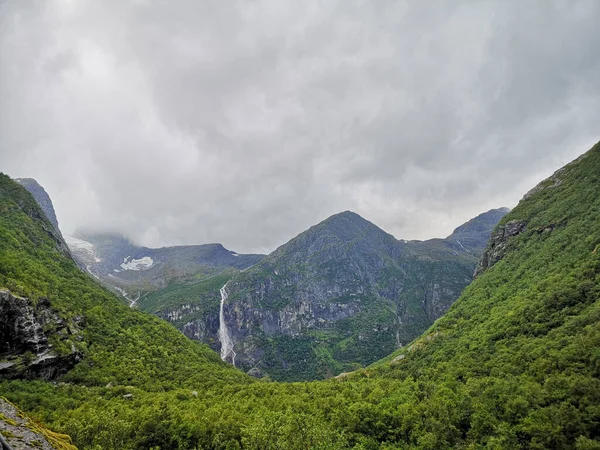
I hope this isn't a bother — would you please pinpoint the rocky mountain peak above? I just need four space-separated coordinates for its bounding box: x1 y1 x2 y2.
14 178 60 233
446 207 511 254
269 211 396 262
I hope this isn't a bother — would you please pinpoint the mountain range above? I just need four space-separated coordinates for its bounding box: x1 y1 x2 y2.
17 176 507 380
189 208 507 380
66 232 264 306
1 141 599 449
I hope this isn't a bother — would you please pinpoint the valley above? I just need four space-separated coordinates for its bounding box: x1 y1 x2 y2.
1 142 599 449
63 201 507 380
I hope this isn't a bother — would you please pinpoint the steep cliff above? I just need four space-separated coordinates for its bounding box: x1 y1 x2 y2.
0 289 83 380
14 179 60 233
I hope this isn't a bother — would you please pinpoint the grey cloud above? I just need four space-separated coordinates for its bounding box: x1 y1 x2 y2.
1 0 599 253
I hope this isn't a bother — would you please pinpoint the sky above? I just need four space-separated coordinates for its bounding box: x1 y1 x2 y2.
1 1 599 254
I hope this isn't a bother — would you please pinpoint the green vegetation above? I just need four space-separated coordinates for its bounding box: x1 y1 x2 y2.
130 205 499 382
139 270 235 317
0 172 249 391
1 142 600 449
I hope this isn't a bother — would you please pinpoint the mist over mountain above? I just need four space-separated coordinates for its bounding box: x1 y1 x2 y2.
66 231 264 305
1 142 599 449
13 175 507 380
1 1 599 448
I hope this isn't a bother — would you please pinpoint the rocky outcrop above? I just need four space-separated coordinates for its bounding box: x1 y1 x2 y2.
0 289 83 380
0 397 77 450
157 305 220 346
474 220 527 277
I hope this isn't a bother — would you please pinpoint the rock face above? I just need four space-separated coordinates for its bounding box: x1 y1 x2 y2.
0 397 77 450
155 209 508 381
446 207 511 255
0 289 83 380
474 219 527 277
14 178 60 232
14 178 71 258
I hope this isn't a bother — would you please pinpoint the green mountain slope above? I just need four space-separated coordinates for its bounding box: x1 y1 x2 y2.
0 173 248 389
366 142 600 447
1 142 599 450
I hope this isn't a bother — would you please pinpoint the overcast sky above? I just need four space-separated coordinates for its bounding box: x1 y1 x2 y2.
1 1 599 253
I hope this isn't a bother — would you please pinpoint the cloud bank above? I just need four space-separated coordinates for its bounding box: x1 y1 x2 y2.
1 0 599 253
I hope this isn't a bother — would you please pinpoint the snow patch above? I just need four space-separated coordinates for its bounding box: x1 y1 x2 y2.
66 236 102 266
65 236 94 253
120 256 154 271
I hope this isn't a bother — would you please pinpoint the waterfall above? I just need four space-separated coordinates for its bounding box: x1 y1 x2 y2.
218 283 236 366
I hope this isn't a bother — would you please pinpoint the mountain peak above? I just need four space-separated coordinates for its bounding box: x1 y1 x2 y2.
320 210 368 225
307 210 395 243
449 208 511 237
14 177 60 233
446 207 511 255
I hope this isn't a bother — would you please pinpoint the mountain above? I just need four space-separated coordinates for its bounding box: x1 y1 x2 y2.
446 206 511 255
14 178 60 234
366 142 600 448
14 178 71 258
11 178 266 306
1 142 599 449
0 172 248 386
150 208 507 381
66 231 264 305
16 177 506 381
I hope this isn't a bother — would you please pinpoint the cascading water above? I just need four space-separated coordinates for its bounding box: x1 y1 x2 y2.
218 283 236 366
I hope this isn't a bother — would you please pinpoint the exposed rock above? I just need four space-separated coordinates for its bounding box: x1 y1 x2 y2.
14 178 60 233
474 220 527 277
0 289 83 380
446 208 511 255
0 397 77 450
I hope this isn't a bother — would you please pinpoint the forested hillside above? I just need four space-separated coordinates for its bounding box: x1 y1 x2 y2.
1 142 599 449
0 172 248 389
